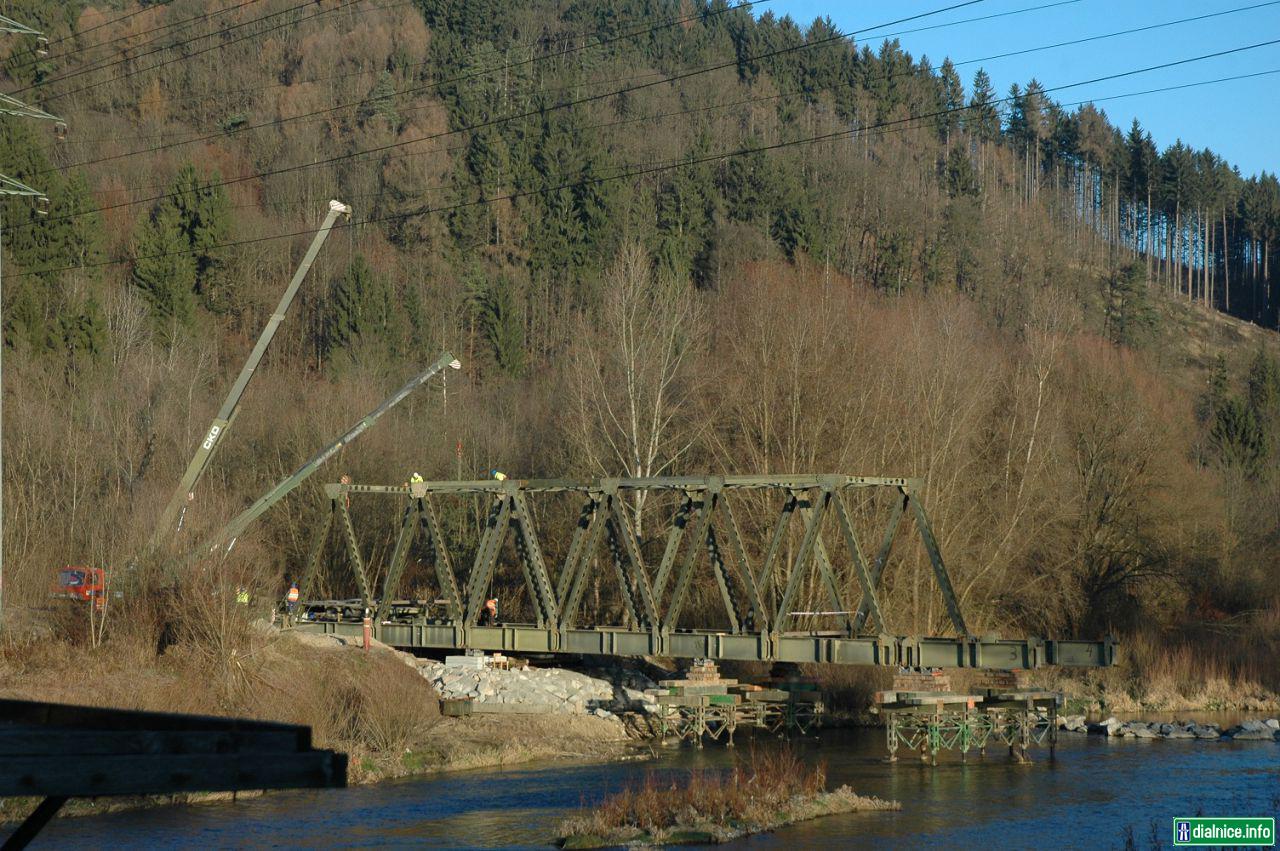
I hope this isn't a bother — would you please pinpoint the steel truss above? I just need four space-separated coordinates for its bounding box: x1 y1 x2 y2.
293 475 1115 669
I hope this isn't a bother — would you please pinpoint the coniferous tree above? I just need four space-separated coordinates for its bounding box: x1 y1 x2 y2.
1211 395 1267 473
945 146 979 199
1104 262 1156 348
358 70 400 128
168 164 231 313
324 254 394 359
131 203 198 337
469 274 525 378
936 58 964 147
1246 347 1280 441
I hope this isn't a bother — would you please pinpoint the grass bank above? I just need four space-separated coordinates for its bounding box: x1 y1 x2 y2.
557 748 898 848
0 623 637 824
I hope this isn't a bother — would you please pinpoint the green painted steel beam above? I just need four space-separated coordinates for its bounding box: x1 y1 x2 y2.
327 475 924 495
293 621 1112 670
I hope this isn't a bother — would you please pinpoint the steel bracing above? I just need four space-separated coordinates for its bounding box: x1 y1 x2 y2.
293 475 1115 669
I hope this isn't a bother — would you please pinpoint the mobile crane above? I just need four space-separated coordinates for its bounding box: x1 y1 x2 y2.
150 199 352 549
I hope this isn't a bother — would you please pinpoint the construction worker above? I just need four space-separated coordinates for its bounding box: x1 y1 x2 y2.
490 469 507 481
410 472 425 484
236 586 250 606
286 582 300 615
480 597 498 626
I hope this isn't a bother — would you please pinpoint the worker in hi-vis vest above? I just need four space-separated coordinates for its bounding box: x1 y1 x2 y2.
286 582 300 614
236 586 250 606
480 597 498 626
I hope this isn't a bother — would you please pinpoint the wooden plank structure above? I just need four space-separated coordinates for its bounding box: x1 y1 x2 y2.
0 700 347 849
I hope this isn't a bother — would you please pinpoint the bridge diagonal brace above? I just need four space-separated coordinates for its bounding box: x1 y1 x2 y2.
653 494 694 603
757 492 799 611
811 531 853 635
509 489 559 628
464 495 512 624
704 519 742 634
297 499 336 601
375 499 419 623
556 495 599 606
832 491 884 635
609 497 659 630
853 488 906 632
773 489 828 630
560 500 607 631
718 493 766 632
421 495 463 622
908 489 969 635
338 500 373 611
664 495 715 632
604 508 642 629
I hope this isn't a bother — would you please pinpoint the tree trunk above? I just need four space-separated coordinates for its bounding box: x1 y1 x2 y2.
1223 206 1230 312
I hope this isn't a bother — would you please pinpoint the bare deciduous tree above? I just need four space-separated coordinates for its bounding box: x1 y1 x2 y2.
567 241 704 537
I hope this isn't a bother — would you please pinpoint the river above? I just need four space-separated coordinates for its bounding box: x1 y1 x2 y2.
33 728 1279 849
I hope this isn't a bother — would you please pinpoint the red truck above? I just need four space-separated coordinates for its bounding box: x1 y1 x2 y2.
52 566 107 611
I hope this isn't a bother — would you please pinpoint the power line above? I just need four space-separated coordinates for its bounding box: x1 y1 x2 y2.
31 0 992 222
29 0 1266 230
18 0 363 100
949 0 1280 72
45 0 776 171
54 0 1079 145
59 69 673 149
28 3 168 52
9 0 267 75
13 48 1279 281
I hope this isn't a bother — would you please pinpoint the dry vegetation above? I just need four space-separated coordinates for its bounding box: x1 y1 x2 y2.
0 0 1277 726
557 747 898 848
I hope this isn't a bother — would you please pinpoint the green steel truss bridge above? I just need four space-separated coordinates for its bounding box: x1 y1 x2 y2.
293 475 1114 671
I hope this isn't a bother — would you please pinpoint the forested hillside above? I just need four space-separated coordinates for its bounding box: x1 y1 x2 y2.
0 0 1277 690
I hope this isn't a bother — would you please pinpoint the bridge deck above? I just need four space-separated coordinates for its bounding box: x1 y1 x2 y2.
293 619 1114 669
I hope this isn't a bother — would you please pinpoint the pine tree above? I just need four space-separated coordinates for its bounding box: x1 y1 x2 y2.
1104 262 1156 347
1246 347 1280 437
945 146 979 199
1211 395 1267 473
936 59 964 147
168 163 231 313
469 274 525 377
131 203 198 337
358 70 400 128
323 255 394 358
966 69 999 143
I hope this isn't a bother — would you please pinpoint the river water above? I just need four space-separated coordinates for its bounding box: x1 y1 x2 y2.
34 728 1279 849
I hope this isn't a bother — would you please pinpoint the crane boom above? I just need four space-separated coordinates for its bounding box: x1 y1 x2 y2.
152 199 351 548
196 352 461 558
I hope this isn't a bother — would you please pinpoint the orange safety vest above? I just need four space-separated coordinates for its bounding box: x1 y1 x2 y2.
287 586 300 602
485 599 496 614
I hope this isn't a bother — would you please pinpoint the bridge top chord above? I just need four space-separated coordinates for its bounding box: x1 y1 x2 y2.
325 474 925 498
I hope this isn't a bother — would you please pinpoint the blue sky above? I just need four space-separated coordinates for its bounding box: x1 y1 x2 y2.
758 0 1280 177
